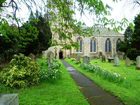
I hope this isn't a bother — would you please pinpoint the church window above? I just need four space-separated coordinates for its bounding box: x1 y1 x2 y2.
105 38 111 52
90 38 96 52
77 37 83 52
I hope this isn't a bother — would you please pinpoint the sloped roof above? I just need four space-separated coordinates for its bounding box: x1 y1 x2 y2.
93 27 124 37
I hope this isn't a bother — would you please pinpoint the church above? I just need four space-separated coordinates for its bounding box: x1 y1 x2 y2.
44 27 124 59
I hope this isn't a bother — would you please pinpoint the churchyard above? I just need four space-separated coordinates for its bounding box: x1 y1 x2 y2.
66 55 140 105
1 0 140 105
0 56 89 105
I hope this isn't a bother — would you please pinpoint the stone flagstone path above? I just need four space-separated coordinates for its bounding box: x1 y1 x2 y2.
62 60 124 105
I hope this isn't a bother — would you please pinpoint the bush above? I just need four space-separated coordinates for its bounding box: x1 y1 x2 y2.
39 58 61 81
1 54 39 88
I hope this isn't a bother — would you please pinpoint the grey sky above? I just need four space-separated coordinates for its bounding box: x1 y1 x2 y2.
75 0 140 26
3 0 140 26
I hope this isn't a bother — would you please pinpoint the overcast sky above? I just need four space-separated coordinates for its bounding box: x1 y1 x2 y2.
3 0 140 27
75 0 140 26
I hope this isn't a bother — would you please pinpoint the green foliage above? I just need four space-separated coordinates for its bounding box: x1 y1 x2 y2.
28 14 52 54
119 13 140 60
0 19 39 62
80 63 124 83
0 20 19 62
70 58 81 64
0 58 89 105
37 58 61 81
1 54 39 88
46 59 62 80
66 58 140 105
0 15 52 62
119 26 133 56
18 21 39 55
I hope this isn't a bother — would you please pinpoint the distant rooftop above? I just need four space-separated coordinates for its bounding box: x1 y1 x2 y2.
93 27 124 36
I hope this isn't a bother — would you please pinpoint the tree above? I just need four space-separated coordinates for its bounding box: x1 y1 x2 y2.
119 25 134 52
0 18 39 62
132 14 140 50
0 20 19 62
26 13 52 54
18 21 39 55
127 13 140 60
119 13 140 60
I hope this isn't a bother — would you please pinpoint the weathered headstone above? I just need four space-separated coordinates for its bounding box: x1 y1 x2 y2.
125 57 131 66
76 54 81 63
99 52 103 59
101 55 106 62
136 56 140 70
0 94 18 105
83 56 90 64
114 55 120 66
47 51 54 67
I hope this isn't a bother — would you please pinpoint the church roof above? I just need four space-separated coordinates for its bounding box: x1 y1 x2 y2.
93 27 124 37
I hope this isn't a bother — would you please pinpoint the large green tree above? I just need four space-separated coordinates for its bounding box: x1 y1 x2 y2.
27 13 52 54
0 19 39 62
127 13 140 60
119 13 140 60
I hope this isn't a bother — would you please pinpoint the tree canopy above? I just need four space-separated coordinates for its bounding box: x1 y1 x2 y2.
119 13 140 60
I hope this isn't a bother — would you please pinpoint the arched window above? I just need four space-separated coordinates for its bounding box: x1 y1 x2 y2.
105 38 111 52
90 38 96 52
77 37 83 52
116 38 121 52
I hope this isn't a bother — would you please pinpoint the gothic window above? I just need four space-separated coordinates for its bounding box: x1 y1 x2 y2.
77 37 83 52
90 38 96 52
116 38 121 52
105 38 111 52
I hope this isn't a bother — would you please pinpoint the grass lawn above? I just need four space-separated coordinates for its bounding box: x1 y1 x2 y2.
66 58 140 105
0 58 89 105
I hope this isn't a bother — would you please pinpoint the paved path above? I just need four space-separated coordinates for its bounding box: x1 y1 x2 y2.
62 60 124 105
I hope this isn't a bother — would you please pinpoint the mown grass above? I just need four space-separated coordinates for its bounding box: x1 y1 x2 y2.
0 58 89 105
66 58 140 105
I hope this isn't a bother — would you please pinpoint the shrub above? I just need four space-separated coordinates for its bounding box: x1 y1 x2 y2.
1 54 39 88
39 58 61 81
46 59 61 80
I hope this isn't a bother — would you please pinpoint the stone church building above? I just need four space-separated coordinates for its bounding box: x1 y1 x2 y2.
44 28 124 59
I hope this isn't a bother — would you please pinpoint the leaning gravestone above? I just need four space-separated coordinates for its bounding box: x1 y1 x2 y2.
125 57 131 66
0 94 18 105
114 55 120 66
136 56 140 70
83 56 90 64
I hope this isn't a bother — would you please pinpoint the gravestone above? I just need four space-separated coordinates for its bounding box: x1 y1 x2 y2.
99 52 103 59
83 56 90 64
0 94 18 105
136 56 140 70
101 55 106 62
125 57 131 66
114 55 120 66
47 51 54 67
76 54 81 63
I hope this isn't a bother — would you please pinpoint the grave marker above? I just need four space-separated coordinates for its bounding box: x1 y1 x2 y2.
136 56 140 70
114 55 120 66
83 56 90 64
0 94 18 105
125 57 131 66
